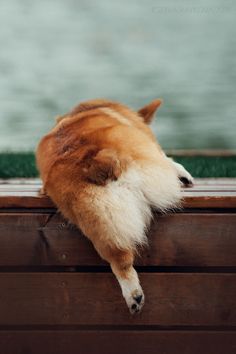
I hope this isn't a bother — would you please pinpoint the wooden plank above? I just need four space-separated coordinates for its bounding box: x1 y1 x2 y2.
0 273 235 326
184 191 236 196
183 195 236 208
145 213 236 267
0 212 100 267
194 178 236 185
0 213 56 266
0 195 54 208
1 178 236 189
0 178 41 185
0 185 43 191
0 179 236 209
0 193 236 209
1 178 236 186
0 177 234 185
0 213 235 267
1 184 236 192
0 330 235 354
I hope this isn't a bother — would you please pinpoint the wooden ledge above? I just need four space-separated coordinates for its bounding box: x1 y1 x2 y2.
0 177 235 352
0 178 236 209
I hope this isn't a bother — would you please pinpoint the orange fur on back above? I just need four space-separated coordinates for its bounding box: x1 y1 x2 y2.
37 99 163 191
36 98 187 313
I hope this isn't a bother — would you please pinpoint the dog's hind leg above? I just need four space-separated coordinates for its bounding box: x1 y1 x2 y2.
94 243 144 314
74 182 150 313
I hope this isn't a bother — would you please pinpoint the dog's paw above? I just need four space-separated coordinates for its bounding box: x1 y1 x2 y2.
126 289 145 314
118 272 145 314
171 160 194 187
179 174 194 187
174 163 194 187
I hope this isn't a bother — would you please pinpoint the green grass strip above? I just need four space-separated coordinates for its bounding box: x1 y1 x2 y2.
174 156 236 178
0 152 236 178
0 152 38 178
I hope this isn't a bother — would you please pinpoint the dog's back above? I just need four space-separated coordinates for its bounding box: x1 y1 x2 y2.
36 98 183 313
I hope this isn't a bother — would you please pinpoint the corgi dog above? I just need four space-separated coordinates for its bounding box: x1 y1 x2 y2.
36 98 193 314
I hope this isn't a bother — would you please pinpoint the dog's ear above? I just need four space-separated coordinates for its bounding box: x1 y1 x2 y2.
138 99 163 124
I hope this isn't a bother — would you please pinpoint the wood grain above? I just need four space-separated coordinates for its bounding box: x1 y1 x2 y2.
0 213 236 267
0 273 235 326
0 178 235 353
1 179 236 208
0 331 236 354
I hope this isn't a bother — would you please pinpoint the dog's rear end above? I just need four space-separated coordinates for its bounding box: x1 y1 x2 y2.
36 98 193 313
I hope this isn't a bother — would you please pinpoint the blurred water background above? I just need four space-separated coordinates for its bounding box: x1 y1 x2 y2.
0 0 235 151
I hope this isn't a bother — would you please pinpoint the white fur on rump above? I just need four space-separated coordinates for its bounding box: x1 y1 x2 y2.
89 161 182 252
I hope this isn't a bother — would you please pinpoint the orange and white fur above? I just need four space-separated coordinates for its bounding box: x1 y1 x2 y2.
36 98 193 313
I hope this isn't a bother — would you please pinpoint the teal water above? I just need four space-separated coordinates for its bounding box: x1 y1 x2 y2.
0 0 235 151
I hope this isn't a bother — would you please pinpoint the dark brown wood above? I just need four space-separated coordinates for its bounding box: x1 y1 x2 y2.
0 194 55 208
0 331 236 354
0 212 101 267
0 273 235 326
0 212 236 267
145 213 236 267
183 194 236 209
1 179 236 208
0 212 234 267
0 178 235 353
